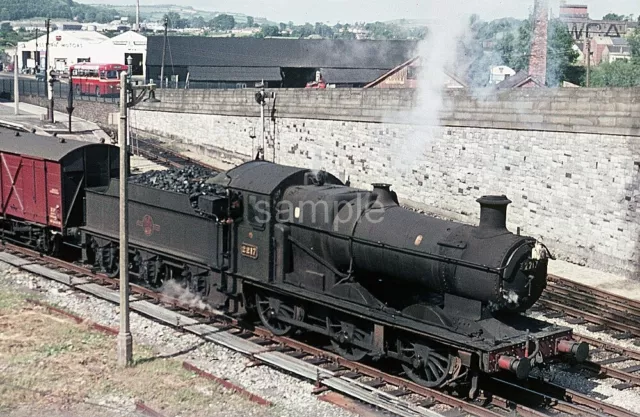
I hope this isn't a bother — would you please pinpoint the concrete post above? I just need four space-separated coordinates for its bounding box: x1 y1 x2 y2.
117 71 133 367
13 52 19 115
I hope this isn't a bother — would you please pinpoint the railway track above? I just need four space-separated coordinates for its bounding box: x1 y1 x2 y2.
131 137 220 172
1 245 637 417
536 274 640 391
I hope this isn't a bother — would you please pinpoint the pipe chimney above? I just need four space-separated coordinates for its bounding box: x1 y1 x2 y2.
476 195 511 232
372 183 398 207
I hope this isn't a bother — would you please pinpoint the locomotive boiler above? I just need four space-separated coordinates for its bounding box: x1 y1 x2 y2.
282 183 547 314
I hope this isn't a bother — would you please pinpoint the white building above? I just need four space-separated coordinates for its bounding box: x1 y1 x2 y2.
17 30 108 72
91 31 147 79
489 65 516 85
17 30 147 79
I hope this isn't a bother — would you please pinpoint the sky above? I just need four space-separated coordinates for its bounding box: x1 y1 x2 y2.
79 0 639 24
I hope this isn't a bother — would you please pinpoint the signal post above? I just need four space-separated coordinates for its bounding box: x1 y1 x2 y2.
117 61 159 367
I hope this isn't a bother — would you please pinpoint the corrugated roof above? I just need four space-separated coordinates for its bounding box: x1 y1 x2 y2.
321 68 389 84
188 66 282 82
0 127 115 162
147 37 417 69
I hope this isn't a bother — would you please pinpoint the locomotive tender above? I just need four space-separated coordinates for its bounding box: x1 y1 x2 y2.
0 128 588 391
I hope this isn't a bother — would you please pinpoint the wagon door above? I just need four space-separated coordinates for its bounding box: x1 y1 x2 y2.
1 153 25 220
21 158 47 224
46 161 63 228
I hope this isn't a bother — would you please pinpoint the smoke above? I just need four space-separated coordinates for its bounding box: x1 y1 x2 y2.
160 279 222 314
392 7 471 172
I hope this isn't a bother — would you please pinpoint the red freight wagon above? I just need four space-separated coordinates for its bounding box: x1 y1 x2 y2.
0 127 118 254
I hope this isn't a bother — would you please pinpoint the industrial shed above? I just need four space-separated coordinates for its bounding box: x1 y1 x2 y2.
145 37 417 88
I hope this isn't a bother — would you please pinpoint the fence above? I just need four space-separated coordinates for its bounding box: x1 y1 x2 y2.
0 78 120 104
0 78 259 105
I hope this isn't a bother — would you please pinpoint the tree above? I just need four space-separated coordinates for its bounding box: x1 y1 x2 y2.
602 13 625 21
0 22 12 33
589 60 640 86
314 22 334 38
629 27 640 63
246 16 254 27
164 12 188 29
260 24 280 37
496 32 516 68
279 22 287 32
191 16 206 29
211 14 235 31
546 18 580 86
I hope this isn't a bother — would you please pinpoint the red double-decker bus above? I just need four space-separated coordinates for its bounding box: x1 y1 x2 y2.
70 63 128 97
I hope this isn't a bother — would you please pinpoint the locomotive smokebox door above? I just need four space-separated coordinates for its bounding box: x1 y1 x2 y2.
236 193 272 282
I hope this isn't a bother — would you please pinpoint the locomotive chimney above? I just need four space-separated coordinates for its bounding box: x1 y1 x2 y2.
372 183 398 207
477 195 511 231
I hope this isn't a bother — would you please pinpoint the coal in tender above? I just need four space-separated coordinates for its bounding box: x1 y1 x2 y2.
129 165 226 209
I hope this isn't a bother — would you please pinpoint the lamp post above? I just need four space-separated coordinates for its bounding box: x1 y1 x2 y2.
6 42 19 116
117 67 160 368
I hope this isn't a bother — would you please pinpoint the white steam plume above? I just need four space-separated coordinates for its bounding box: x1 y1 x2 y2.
393 7 471 172
161 279 224 315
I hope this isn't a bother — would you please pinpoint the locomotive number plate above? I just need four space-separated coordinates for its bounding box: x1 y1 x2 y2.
241 243 258 259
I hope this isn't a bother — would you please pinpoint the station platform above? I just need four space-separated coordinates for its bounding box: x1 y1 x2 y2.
0 101 110 143
0 101 163 173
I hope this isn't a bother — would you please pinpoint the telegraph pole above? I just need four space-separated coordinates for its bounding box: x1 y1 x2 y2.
116 69 160 368
160 17 168 88
135 0 140 31
44 19 50 93
586 38 591 87
35 28 39 72
260 80 265 158
13 49 19 115
117 70 132 367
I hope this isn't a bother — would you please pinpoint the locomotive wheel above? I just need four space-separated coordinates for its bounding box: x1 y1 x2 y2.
255 292 294 336
327 316 373 361
397 339 455 388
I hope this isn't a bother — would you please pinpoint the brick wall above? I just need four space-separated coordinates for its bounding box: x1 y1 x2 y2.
529 0 549 85
128 87 640 277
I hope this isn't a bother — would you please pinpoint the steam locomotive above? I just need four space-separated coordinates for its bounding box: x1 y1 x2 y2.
0 128 587 392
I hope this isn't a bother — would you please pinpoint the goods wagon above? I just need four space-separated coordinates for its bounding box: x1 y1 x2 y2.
0 127 118 253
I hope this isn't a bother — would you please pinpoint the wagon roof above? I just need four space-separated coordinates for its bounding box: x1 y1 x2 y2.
0 126 113 162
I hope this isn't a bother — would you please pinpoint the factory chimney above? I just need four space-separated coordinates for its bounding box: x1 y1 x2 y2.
135 0 140 31
528 0 549 86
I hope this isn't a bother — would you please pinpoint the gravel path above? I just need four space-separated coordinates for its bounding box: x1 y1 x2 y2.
0 262 357 417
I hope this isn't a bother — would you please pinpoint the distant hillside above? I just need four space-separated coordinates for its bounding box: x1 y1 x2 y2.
87 3 274 25
0 0 120 22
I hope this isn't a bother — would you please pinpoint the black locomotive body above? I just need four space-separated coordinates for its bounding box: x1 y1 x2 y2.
79 159 586 390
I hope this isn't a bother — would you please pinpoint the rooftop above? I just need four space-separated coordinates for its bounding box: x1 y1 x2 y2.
145 37 418 69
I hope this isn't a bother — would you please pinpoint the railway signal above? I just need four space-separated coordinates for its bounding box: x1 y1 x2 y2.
66 73 74 133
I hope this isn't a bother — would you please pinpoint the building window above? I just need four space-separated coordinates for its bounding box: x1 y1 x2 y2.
407 66 418 80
